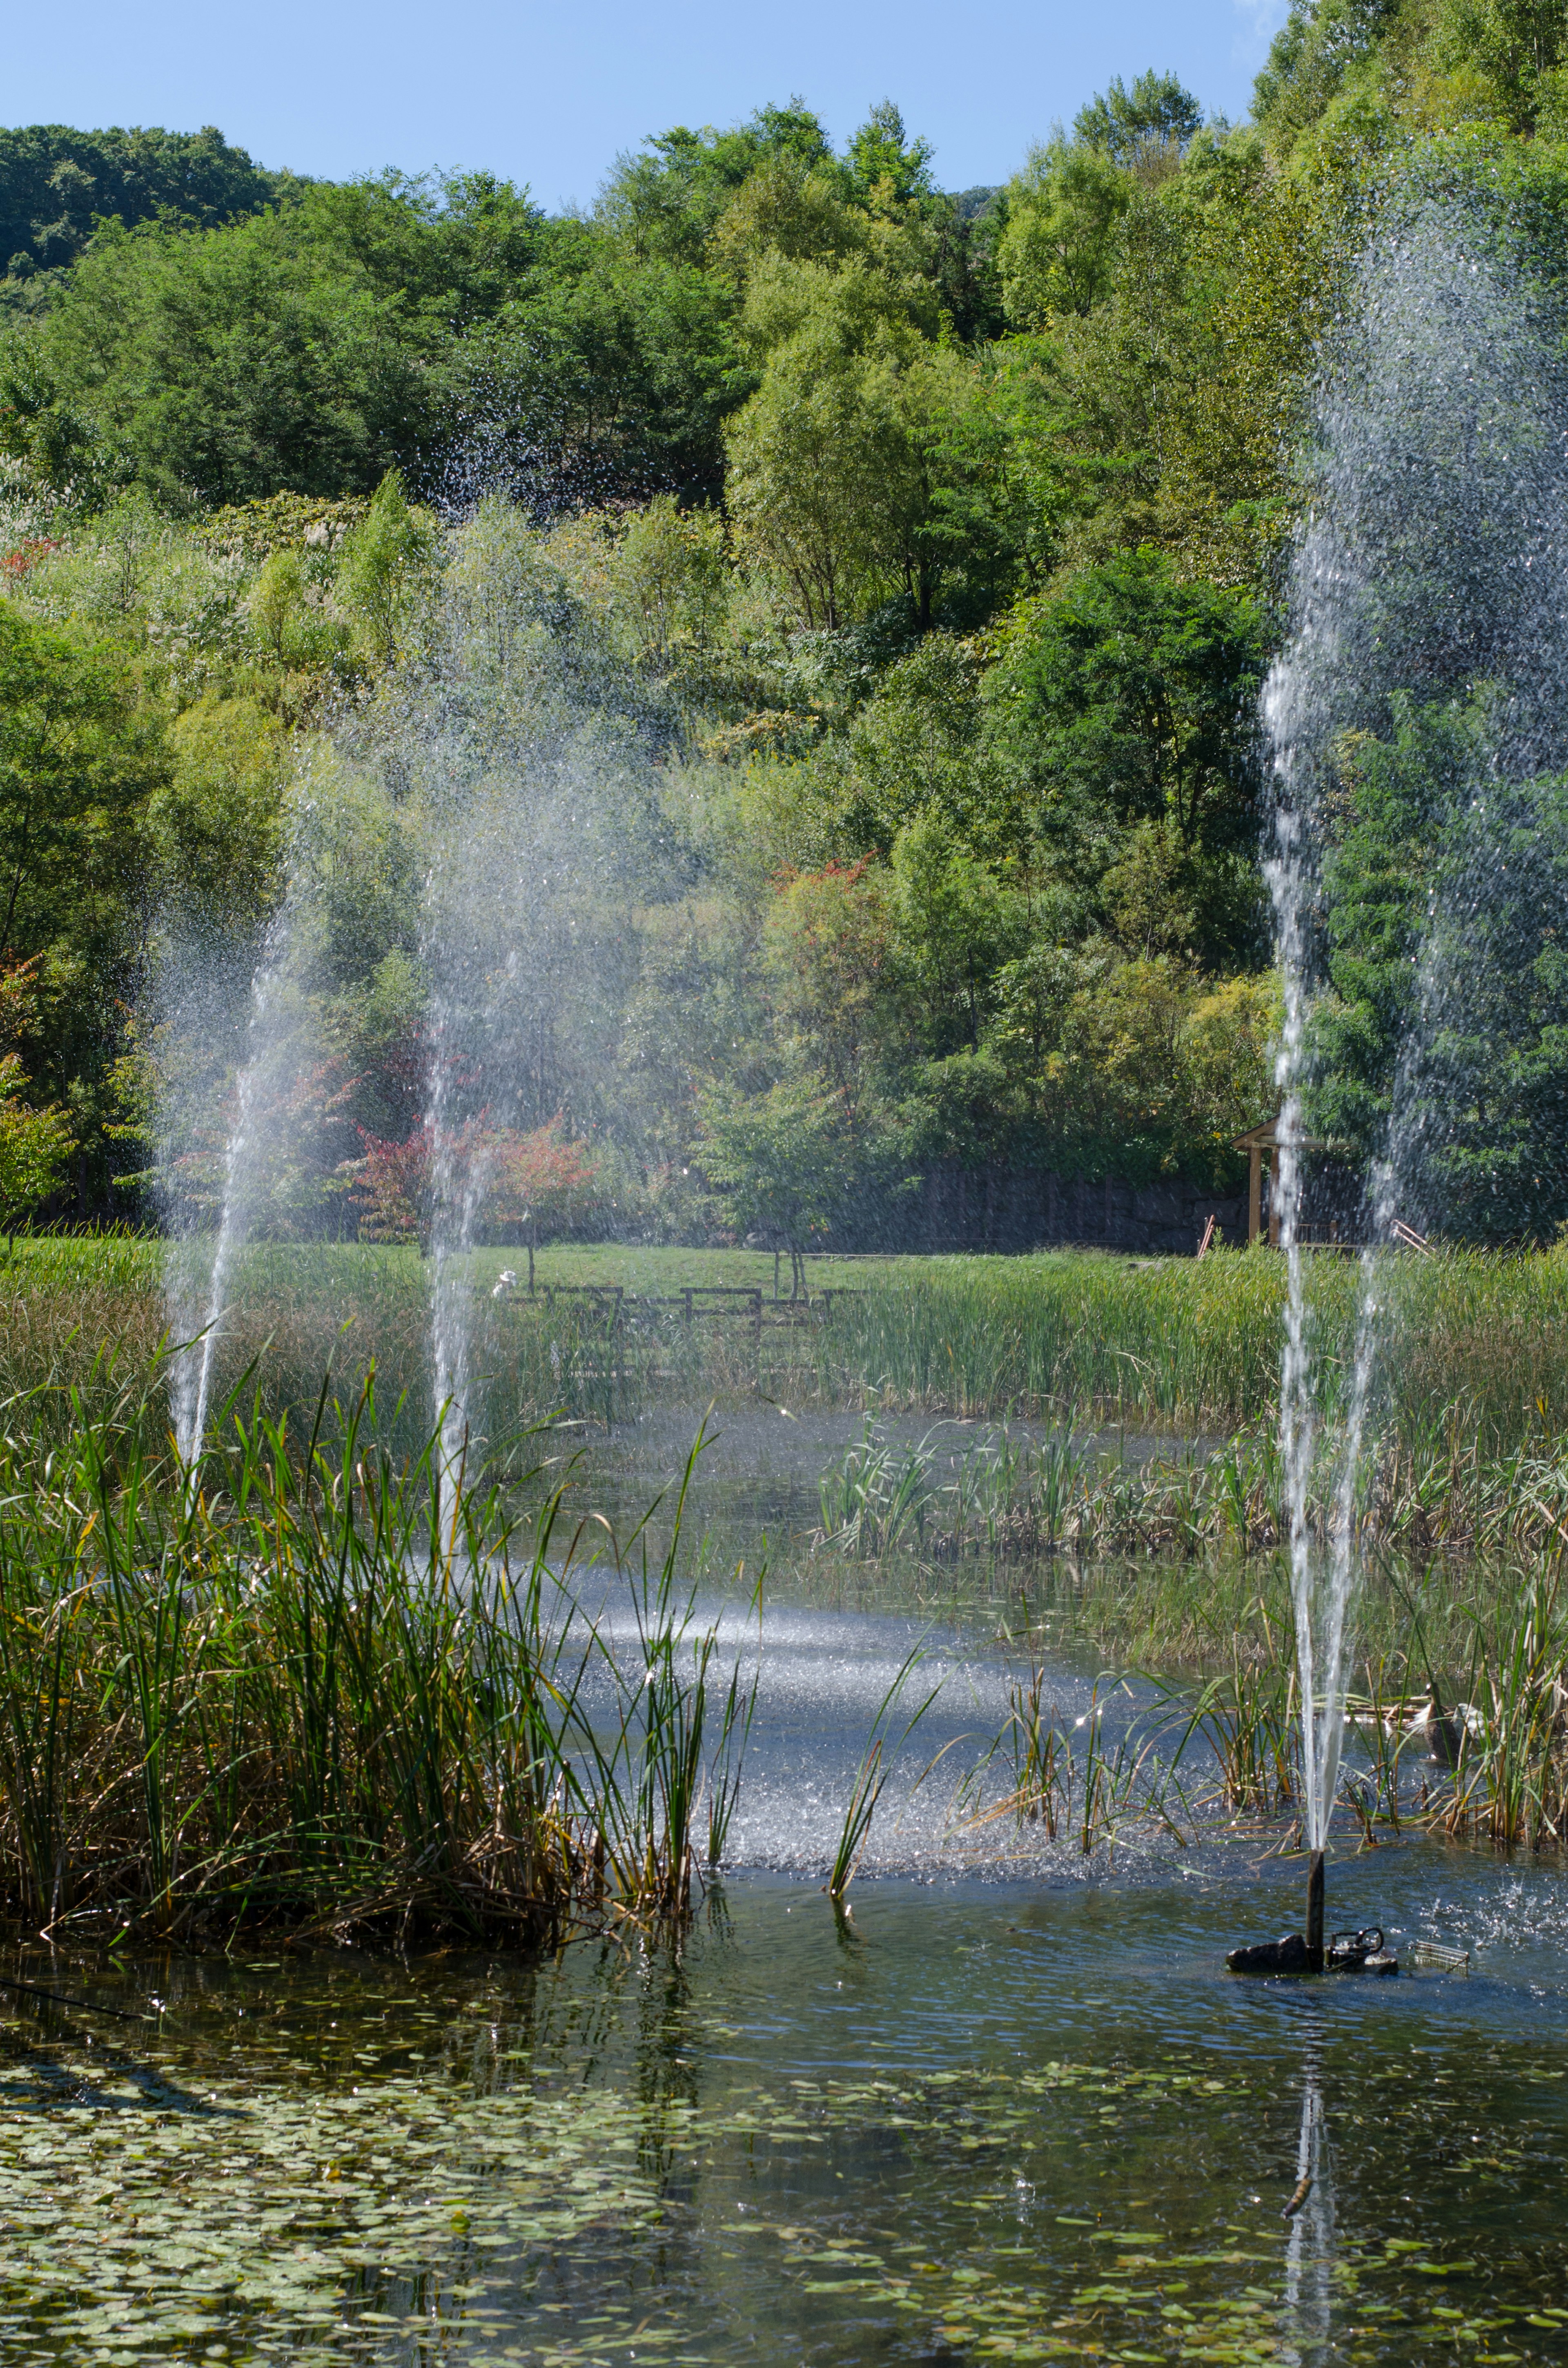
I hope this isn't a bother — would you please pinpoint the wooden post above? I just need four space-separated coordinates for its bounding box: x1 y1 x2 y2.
1267 1153 1281 1249
1248 1146 1262 1246
1305 1850 1325 1972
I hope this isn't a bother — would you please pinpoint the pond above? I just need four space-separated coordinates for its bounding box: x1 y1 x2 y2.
1 1414 1564 2367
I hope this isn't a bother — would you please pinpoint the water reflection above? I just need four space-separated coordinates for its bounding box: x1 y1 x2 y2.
1281 2012 1334 2365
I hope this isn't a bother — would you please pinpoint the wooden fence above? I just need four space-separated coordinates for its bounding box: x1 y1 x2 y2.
521 1282 862 1336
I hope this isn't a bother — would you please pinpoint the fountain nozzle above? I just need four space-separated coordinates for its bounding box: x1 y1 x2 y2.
1305 1848 1325 1972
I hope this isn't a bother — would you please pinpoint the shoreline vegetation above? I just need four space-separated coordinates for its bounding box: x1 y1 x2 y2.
0 1378 759 1951
0 1236 1563 1942
13 1229 1568 1446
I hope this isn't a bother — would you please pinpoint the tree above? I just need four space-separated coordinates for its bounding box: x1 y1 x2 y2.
764 859 893 1102
845 636 1019 856
844 102 936 210
597 104 836 266
708 152 864 285
999 141 1130 323
1306 693 1568 1240
1073 71 1206 172
888 809 1027 1058
345 1115 599 1256
0 601 161 1115
450 252 742 508
0 122 294 280
0 1055 74 1248
0 957 73 1246
695 1073 863 1290
984 941 1272 1186
336 469 438 663
609 496 729 683
987 547 1269 966
724 259 961 627
150 694 289 932
28 210 432 503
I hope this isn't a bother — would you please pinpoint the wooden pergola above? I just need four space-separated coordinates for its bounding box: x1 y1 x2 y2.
1232 1116 1330 1246
1233 1118 1280 1246
1232 1118 1428 1253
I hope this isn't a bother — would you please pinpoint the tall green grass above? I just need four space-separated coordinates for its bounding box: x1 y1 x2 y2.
813 1407 1568 1570
808 1246 1568 1449
18 1235 1568 1455
0 1362 753 1946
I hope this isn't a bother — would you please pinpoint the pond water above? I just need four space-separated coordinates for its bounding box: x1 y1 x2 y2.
2 1418 1564 2367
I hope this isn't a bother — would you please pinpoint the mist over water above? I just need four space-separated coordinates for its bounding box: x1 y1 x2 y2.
1267 196 1568 1846
154 494 671 1467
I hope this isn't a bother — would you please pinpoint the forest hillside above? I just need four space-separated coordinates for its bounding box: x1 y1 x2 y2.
0 7 1562 1247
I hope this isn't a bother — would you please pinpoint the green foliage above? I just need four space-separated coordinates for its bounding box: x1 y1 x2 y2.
597 103 836 265
1252 0 1406 158
696 1070 871 1249
1309 694 1568 1241
725 259 963 627
989 549 1270 965
1074 71 1207 168
1000 143 1131 323
335 468 437 662
0 121 294 283
0 55 1495 1237
0 600 160 1053
844 101 937 208
449 246 742 507
0 959 74 1238
150 694 288 930
0 1056 72 1240
20 210 431 504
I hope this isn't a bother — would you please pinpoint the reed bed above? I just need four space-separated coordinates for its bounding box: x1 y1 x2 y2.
806 1245 1568 1449
961 1588 1568 1858
816 1429 1568 1855
0 1367 754 1947
815 1407 1568 1570
16 1234 1568 1460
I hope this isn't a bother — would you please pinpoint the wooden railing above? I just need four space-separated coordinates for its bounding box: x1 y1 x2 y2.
519 1281 864 1335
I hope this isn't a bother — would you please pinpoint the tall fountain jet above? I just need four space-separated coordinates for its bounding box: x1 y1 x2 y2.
158 495 660 1490
1234 190 1568 1967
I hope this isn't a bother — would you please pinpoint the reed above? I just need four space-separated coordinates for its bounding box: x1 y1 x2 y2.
0 1367 756 1947
814 1410 1568 1573
1441 1567 1568 1849
807 1245 1568 1453
20 1235 1568 1471
826 1643 935 1901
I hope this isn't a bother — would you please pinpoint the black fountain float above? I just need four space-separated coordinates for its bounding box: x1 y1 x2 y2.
1225 1851 1399 1978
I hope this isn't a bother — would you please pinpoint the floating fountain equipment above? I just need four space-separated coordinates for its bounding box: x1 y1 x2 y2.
1226 1857 1398 1978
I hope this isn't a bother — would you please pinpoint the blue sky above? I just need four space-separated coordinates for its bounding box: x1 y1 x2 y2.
8 0 1291 208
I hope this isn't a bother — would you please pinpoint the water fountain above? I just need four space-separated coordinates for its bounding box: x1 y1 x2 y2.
1230 190 1568 1970
156 495 659 1481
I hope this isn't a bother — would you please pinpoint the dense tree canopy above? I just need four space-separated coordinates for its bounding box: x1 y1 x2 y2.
0 123 294 286
4 10 1567 1240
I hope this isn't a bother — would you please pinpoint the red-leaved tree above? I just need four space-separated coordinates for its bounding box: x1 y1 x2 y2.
343 1114 599 1247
